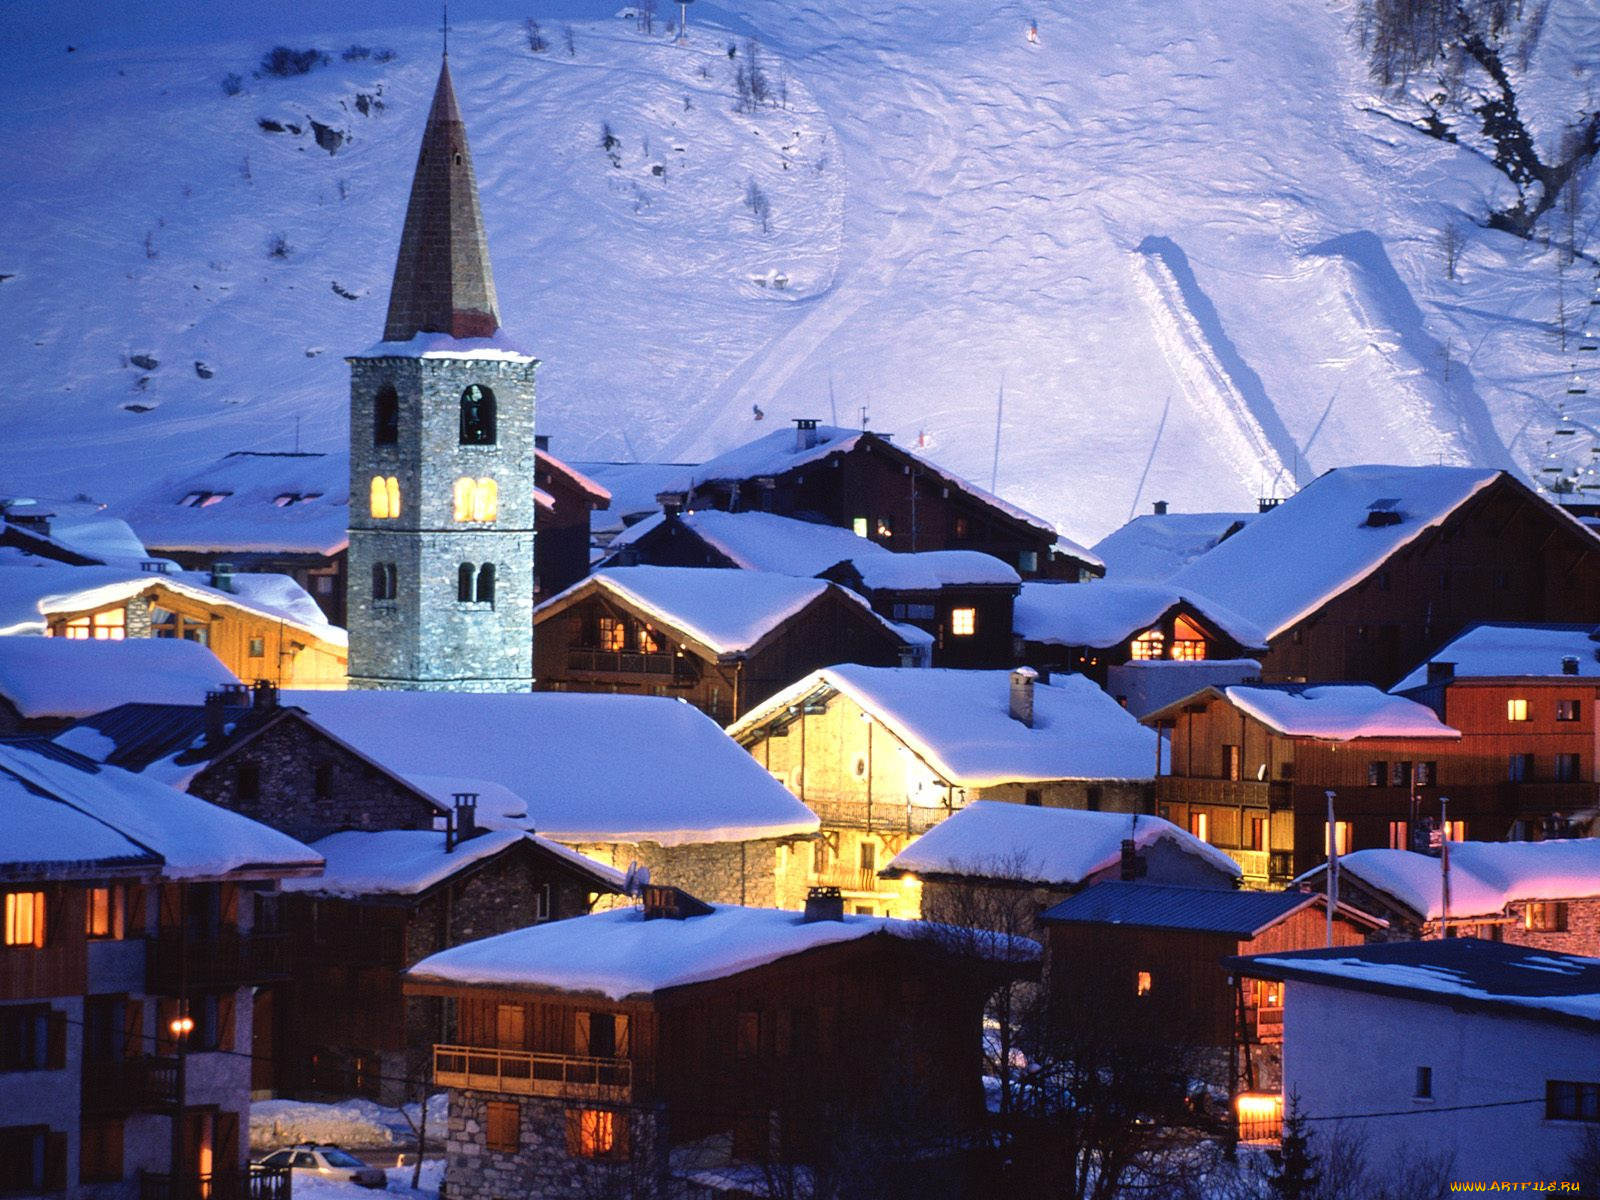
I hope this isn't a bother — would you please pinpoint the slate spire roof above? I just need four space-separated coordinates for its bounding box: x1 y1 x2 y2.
382 56 501 341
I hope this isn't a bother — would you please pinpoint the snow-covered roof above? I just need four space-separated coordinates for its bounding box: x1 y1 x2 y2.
537 450 611 507
0 563 344 646
672 425 1058 538
283 690 819 846
606 509 887 575
1149 683 1459 741
0 739 321 880
114 451 350 556
844 550 1020 590
0 637 240 719
1169 466 1507 639
39 515 152 565
351 330 535 361
537 566 905 656
572 462 700 535
282 829 625 898
1297 839 1600 921
406 903 1038 1000
1391 623 1600 692
1229 940 1600 1028
1106 659 1263 720
731 666 1160 785
1091 511 1256 583
1041 881 1369 937
882 801 1238 885
1013 580 1266 649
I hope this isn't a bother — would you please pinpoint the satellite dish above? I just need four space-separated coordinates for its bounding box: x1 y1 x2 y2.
622 861 652 897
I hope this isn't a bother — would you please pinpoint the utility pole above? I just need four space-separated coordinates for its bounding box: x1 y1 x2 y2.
1440 796 1452 939
1324 790 1337 948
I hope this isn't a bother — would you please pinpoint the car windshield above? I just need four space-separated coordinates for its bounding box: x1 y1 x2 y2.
319 1150 367 1168
261 1153 292 1168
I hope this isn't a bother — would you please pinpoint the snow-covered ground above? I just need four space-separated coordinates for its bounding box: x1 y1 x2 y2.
1 0 1597 544
293 1162 442 1200
250 1095 445 1152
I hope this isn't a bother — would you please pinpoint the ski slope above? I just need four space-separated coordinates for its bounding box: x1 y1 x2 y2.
0 0 1593 545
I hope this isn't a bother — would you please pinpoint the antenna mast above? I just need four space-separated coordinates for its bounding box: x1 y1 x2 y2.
442 1 450 57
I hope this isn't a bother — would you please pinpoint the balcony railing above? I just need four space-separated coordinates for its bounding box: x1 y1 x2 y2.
82 1055 179 1113
566 648 685 677
140 1166 290 1200
804 796 950 835
146 932 291 993
811 866 884 893
1159 778 1291 809
433 1044 632 1102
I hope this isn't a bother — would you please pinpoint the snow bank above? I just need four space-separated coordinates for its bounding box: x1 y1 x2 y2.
250 1095 447 1151
282 829 624 897
0 637 238 718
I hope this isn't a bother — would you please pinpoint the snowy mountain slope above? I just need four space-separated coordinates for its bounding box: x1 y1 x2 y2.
0 0 1594 545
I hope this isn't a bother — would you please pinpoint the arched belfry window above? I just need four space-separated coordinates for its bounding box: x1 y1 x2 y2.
370 476 401 519
374 385 399 445
476 563 496 605
453 476 498 522
458 563 497 606
460 384 497 445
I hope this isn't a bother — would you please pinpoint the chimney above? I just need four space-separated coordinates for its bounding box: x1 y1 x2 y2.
1562 655 1580 676
897 644 919 669
535 433 550 452
794 418 820 452
1258 497 1283 513
658 491 686 517
203 690 229 745
140 559 171 574
210 562 235 593
802 886 845 923
1426 661 1455 684
1009 666 1038 728
1119 838 1149 882
251 679 278 711
1152 500 1169 516
448 792 479 851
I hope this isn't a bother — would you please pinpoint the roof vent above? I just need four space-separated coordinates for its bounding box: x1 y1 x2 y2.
1152 500 1169 516
795 418 821 451
641 885 713 921
211 562 236 592
802 886 845 923
1364 499 1403 527
1258 497 1282 512
1009 666 1037 729
1562 655 1580 676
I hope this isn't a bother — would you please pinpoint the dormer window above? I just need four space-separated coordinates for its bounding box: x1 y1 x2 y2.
179 491 231 508
273 492 322 508
453 477 499 522
460 384 497 445
1171 615 1207 661
1130 628 1164 660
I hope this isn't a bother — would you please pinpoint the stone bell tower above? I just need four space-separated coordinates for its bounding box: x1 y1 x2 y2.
346 55 537 691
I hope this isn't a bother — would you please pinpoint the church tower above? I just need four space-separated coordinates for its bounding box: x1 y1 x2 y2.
346 55 537 691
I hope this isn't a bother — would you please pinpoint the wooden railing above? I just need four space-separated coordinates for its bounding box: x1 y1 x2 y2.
146 933 290 993
1159 778 1290 809
811 866 883 893
1231 850 1270 881
433 1044 632 1102
803 797 950 835
82 1055 179 1113
140 1166 290 1200
566 648 683 677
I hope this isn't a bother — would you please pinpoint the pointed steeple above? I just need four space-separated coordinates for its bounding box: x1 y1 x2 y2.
383 58 502 342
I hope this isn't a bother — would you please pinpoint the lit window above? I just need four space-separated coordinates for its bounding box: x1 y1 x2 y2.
248 637 264 658
1130 629 1164 660
1189 811 1209 842
1558 699 1581 722
874 515 893 540
370 475 401 519
1171 615 1207 661
567 1108 620 1158
852 517 869 538
61 610 126 641
1324 821 1353 857
638 625 661 654
85 887 124 940
453 476 498 522
1507 698 1529 722
950 608 977 637
1526 902 1569 933
1136 971 1153 997
1442 820 1466 843
598 617 625 653
4 892 46 948
1388 820 1409 850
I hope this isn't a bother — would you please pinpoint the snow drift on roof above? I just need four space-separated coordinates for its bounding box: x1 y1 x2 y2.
1301 839 1600 921
1391 623 1600 691
846 550 1020 590
0 638 239 719
1091 511 1256 583
43 515 152 565
732 666 1159 785
1013 580 1265 649
1106 658 1262 720
1223 684 1459 740
351 330 534 360
538 450 611 506
284 690 819 846
282 829 624 898
883 800 1238 885
607 509 889 575
407 903 1038 1000
573 462 699 535
1170 466 1503 638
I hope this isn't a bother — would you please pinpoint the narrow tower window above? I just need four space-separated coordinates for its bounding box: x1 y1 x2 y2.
458 563 475 603
476 563 496 605
453 476 498 522
371 562 397 602
374 385 399 445
460 384 497 445
370 476 401 519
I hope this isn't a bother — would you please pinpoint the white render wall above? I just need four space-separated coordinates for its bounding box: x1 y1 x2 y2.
1282 983 1599 1180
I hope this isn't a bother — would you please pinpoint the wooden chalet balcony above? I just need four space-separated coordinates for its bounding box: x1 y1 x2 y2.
566 647 688 678
1245 1007 1284 1045
146 932 290 993
82 1055 179 1114
811 866 884 893
804 796 950 835
433 1044 632 1102
140 1166 290 1200
1162 778 1291 810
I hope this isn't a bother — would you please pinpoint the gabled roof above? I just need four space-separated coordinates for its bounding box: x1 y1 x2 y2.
606 509 889 576
1041 880 1374 937
281 829 624 899
0 513 154 569
572 462 699 536
1391 622 1600 692
843 551 1020 591
1295 839 1600 921
406 903 1038 1001
1169 466 1511 639
55 700 282 784
1105 658 1263 721
382 57 500 342
882 802 1239 886
1091 511 1256 583
0 738 321 881
284 690 819 847
114 451 350 557
1013 580 1266 650
536 566 907 657
1225 939 1600 1028
537 450 611 508
0 638 239 720
1144 683 1459 741
730 666 1159 785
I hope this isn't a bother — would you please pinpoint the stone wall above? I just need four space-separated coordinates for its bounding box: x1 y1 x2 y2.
445 1092 667 1200
188 711 440 841
574 839 783 908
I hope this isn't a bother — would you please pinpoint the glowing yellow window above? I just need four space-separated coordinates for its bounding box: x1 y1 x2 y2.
598 617 626 653
370 475 401 519
567 1108 618 1158
1171 615 1207 661
1130 628 1165 660
4 891 46 948
453 476 498 522
639 625 661 654
1136 971 1152 997
851 517 869 538
1506 698 1529 722
1324 820 1353 857
950 607 977 637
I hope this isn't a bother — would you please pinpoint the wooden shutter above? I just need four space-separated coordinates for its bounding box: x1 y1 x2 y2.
159 885 182 930
123 1000 144 1058
218 994 237 1054
156 999 179 1054
43 1132 67 1192
220 886 240 929
574 1011 590 1057
563 1108 582 1156
215 1112 240 1172
612 1013 630 1057
611 1111 630 1161
125 884 148 937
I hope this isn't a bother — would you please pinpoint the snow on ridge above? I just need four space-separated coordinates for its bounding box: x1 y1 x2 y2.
1222 683 1459 741
0 637 240 719
1390 623 1600 692
1013 579 1266 649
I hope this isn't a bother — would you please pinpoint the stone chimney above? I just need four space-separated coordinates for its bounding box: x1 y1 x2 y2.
535 434 550 452
1426 661 1455 684
447 792 479 851
794 418 820 452
251 680 278 711
1009 666 1037 728
802 886 845 923
1562 655 1580 676
1152 500 1169 516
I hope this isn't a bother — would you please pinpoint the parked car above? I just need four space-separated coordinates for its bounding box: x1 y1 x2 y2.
257 1144 387 1189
